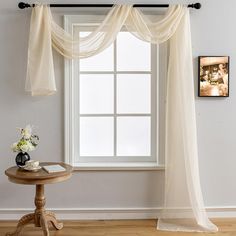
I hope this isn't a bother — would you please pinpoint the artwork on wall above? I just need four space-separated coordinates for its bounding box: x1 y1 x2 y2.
198 56 229 97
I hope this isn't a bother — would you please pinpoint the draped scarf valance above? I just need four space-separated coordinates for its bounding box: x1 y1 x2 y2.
25 4 218 232
26 4 186 95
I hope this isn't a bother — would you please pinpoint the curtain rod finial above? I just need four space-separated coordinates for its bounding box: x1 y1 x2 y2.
188 3 201 9
18 2 31 9
194 3 201 9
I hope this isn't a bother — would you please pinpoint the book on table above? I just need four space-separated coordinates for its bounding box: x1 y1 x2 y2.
42 165 66 173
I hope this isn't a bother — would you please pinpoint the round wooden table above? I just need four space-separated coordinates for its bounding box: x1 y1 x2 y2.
5 162 73 236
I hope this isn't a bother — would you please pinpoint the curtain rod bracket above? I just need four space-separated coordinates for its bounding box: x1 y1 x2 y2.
18 2 202 10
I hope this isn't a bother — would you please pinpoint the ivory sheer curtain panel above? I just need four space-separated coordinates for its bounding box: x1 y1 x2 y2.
25 4 218 232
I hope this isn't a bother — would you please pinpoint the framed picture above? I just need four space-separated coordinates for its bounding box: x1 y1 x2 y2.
198 56 229 97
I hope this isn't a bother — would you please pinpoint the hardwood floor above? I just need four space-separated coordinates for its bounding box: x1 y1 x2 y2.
0 219 235 236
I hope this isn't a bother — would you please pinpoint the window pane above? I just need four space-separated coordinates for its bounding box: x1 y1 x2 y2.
117 117 151 156
117 74 151 114
79 31 114 71
80 74 114 114
117 32 151 71
80 117 114 156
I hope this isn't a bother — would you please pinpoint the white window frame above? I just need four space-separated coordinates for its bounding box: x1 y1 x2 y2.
64 14 165 170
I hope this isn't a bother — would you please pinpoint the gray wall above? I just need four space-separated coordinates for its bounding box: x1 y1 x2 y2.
0 0 236 215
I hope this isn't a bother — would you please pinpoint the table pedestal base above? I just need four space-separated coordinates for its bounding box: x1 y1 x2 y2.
6 185 63 236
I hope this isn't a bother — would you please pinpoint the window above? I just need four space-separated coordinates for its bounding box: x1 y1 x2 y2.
64 14 166 169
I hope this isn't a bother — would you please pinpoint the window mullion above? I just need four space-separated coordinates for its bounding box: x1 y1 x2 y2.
114 39 117 157
79 71 151 74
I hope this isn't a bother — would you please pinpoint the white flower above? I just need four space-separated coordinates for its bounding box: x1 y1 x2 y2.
11 142 19 152
21 125 32 139
20 144 29 153
28 143 35 151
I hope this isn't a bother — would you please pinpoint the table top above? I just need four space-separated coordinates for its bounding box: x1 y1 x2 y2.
5 162 73 185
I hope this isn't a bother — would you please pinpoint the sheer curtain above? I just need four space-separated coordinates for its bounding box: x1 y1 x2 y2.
25 4 218 232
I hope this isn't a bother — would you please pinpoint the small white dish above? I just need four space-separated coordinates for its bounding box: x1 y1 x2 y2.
25 160 40 169
23 166 42 172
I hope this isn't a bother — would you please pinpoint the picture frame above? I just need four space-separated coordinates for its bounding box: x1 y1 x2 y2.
198 56 229 97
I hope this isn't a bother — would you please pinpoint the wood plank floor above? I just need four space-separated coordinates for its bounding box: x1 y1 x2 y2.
0 219 236 236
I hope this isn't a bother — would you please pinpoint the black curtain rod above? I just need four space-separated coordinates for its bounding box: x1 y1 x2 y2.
18 2 202 10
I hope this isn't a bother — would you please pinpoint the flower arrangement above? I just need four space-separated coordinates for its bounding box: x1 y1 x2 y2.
11 125 39 153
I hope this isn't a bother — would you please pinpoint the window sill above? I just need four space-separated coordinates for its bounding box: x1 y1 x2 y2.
71 162 165 171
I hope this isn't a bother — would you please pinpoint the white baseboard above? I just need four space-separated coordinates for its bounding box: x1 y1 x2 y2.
0 207 236 220
0 207 160 220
